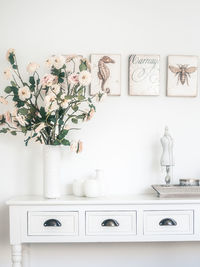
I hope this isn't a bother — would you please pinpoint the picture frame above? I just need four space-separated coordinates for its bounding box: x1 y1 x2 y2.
167 55 198 97
90 54 121 96
129 54 160 96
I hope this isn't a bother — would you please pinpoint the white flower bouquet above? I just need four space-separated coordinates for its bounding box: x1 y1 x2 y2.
0 49 105 152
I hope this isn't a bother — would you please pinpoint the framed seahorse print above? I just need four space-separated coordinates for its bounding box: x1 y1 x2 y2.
90 54 121 96
167 55 198 97
129 54 160 96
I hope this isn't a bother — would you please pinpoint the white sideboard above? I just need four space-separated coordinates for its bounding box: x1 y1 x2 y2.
6 194 200 267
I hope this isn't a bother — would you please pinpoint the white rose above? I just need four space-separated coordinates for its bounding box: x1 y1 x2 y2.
27 62 39 74
53 56 65 69
45 93 58 112
61 98 69 109
79 71 91 86
18 86 31 101
3 68 12 80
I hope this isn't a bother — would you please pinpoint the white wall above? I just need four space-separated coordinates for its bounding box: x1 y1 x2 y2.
1 0 200 266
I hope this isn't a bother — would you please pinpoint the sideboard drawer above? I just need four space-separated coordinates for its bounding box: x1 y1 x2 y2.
86 211 137 236
144 210 194 235
28 211 78 236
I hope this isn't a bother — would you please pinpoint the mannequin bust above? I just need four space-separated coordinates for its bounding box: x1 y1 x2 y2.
160 127 175 184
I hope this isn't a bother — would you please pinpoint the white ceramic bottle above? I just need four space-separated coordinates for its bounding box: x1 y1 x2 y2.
84 177 100 198
95 169 105 196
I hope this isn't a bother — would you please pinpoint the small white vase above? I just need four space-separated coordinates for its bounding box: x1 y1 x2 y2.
43 145 61 199
73 179 85 197
84 178 100 198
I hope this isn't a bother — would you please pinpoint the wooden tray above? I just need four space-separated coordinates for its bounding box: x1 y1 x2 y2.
152 184 200 197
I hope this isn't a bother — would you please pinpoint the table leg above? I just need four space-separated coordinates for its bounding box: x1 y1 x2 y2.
12 244 22 267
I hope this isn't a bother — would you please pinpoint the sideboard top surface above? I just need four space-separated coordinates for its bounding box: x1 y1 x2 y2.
6 194 200 206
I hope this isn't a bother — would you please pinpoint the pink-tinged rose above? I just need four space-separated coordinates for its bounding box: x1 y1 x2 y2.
41 74 57 88
64 124 70 130
87 108 95 121
70 141 77 152
35 122 45 133
18 86 31 101
0 96 8 105
3 68 12 80
27 62 39 74
5 111 11 124
76 140 83 153
45 57 54 68
65 54 77 63
6 48 15 60
68 73 79 84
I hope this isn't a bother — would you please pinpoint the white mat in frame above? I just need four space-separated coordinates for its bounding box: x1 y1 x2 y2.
167 55 198 97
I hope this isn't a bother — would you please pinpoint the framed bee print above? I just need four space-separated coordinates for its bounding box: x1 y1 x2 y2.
129 54 160 96
90 54 121 96
167 55 198 97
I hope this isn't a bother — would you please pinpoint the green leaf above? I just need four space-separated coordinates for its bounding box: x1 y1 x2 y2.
53 140 60 145
79 61 87 71
40 107 46 119
0 128 10 133
12 65 18 69
4 86 12 93
10 131 17 135
71 105 78 112
57 129 68 140
16 101 24 108
24 136 31 146
11 81 16 87
8 54 14 65
21 127 27 134
11 86 18 94
29 76 35 85
71 118 78 124
18 108 28 115
61 139 70 146
58 77 64 83
30 85 35 92
59 72 65 78
58 119 64 126
78 95 85 101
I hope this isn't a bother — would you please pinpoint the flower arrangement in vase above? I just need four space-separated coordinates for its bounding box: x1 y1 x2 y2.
0 49 105 198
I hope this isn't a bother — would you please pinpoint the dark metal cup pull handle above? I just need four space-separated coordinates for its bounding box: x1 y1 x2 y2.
43 219 62 227
159 218 177 226
101 219 119 227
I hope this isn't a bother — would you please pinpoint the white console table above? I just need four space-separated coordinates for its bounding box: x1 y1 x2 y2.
7 194 200 267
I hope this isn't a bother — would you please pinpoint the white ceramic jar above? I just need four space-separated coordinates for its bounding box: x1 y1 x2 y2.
84 178 100 198
72 179 85 197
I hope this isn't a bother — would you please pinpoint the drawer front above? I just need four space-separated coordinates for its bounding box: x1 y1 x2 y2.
86 211 137 236
144 210 194 235
28 211 78 236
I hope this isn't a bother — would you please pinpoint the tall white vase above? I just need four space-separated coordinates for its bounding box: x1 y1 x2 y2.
43 145 61 199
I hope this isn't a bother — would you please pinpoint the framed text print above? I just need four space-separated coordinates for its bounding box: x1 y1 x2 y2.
129 54 160 96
